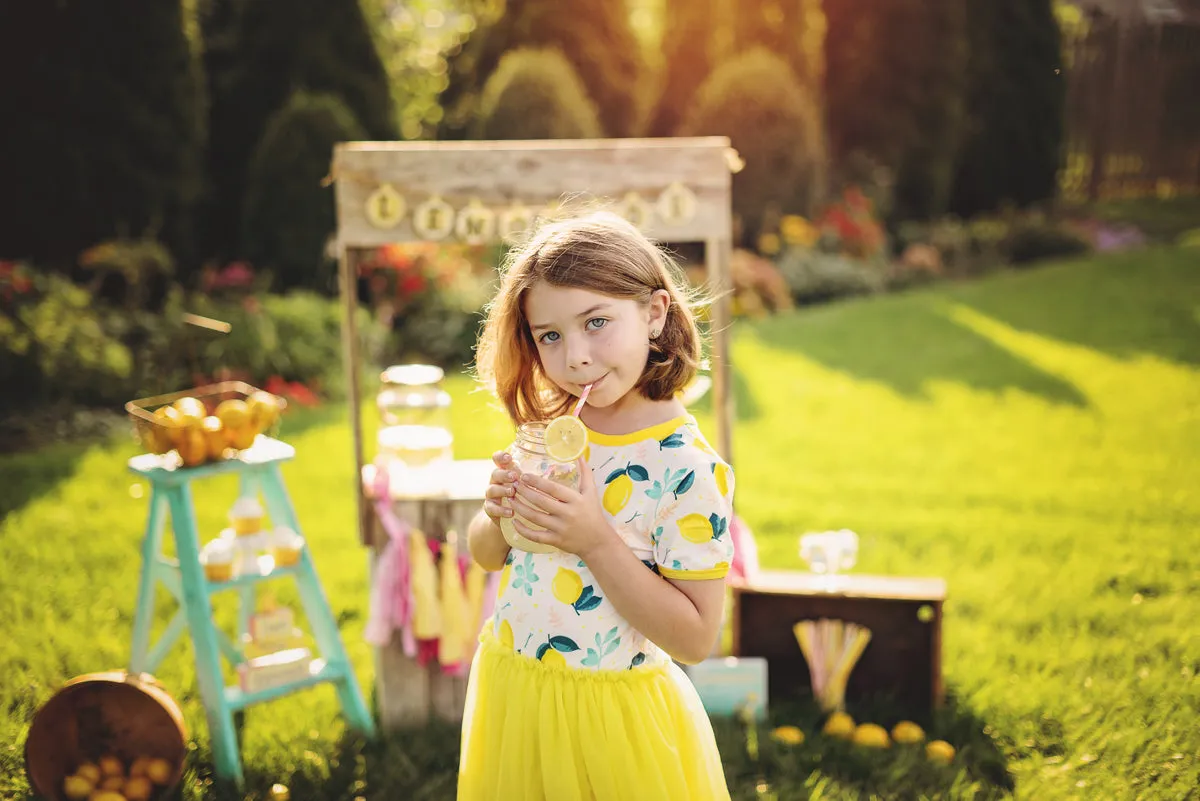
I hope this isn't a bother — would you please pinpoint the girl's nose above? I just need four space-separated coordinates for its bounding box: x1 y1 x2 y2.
565 336 592 369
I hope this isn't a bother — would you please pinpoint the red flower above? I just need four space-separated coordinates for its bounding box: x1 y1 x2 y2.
215 261 254 289
398 273 426 297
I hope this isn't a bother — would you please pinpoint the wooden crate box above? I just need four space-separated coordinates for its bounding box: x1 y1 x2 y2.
731 571 947 714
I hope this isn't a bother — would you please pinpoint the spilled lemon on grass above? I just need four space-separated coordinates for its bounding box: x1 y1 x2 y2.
926 739 956 764
822 711 855 739
852 723 891 748
891 720 926 744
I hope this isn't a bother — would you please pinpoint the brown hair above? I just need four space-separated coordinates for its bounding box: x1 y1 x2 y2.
475 210 705 424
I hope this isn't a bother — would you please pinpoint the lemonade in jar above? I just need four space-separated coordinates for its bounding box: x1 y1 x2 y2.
499 415 589 555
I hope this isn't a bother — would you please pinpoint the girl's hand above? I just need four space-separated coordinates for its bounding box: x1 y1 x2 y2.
510 457 617 559
482 451 519 523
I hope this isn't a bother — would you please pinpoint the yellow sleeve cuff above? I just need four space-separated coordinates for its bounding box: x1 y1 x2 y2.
659 564 729 581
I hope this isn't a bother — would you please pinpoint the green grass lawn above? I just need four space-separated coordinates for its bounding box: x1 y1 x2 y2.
3 246 1198 800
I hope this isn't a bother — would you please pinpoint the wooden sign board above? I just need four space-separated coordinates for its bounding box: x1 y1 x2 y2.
331 137 737 546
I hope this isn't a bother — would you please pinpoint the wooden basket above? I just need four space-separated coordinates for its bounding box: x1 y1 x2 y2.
24 671 188 801
126 381 286 463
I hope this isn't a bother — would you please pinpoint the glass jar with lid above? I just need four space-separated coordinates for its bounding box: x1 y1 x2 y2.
498 421 581 554
375 364 454 484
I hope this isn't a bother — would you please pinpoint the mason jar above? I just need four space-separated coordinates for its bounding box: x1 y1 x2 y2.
498 421 581 555
376 364 454 472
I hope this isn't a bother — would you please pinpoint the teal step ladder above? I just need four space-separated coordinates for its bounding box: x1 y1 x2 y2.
127 436 376 785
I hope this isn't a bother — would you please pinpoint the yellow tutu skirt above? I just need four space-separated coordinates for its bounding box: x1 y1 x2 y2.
458 625 730 801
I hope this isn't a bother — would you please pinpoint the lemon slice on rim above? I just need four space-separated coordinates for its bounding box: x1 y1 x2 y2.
544 415 589 462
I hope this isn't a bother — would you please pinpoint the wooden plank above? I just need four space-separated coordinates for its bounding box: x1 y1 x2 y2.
741 569 947 602
331 137 733 247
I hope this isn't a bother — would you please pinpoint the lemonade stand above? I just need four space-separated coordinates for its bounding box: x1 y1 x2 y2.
330 138 740 727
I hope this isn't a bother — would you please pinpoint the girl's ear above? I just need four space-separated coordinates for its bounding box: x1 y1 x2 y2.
648 289 671 334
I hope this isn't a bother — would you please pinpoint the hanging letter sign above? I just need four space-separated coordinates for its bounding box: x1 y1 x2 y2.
618 192 653 229
455 199 496 245
413 195 454 240
657 182 697 227
365 184 405 229
499 202 534 244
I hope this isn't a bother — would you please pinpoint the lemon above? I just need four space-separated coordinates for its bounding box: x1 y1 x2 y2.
124 775 153 801
926 739 956 764
173 396 207 428
544 415 588 462
145 757 172 784
62 775 93 800
76 763 101 784
771 725 805 746
215 399 251 430
852 722 891 748
201 416 227 460
891 720 925 744
98 753 123 777
499 619 514 649
178 426 209 467
91 792 126 801
603 473 634 515
540 648 566 667
552 568 584 605
100 775 126 791
714 462 730 496
247 390 281 432
677 513 714 544
822 711 855 739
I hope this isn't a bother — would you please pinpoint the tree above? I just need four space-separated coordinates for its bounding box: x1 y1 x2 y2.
950 0 1065 216
242 92 366 293
203 0 396 263
679 48 825 245
474 48 603 140
0 0 204 268
824 0 969 221
439 0 644 138
646 0 718 137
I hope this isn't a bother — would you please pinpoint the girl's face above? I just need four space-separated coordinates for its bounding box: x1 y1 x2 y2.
523 282 669 412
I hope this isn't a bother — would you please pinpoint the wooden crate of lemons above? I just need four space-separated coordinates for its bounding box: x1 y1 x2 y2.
128 382 285 467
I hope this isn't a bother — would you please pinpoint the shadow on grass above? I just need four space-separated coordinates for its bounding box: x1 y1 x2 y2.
715 688 1015 800
193 724 462 801
686 359 764 424
100 687 1011 801
0 441 87 521
947 248 1200 371
751 293 1090 409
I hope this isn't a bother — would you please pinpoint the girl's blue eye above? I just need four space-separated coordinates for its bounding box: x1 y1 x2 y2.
586 318 608 331
538 331 560 345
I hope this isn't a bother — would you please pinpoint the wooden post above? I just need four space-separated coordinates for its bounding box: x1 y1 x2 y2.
706 236 735 464
337 246 369 545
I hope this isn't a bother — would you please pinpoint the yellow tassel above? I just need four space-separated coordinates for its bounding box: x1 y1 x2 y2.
439 537 469 665
410 530 442 639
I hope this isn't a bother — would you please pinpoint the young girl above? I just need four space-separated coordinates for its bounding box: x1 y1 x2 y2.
459 210 735 801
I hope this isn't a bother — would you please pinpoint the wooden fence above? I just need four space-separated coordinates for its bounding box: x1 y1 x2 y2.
1060 5 1200 200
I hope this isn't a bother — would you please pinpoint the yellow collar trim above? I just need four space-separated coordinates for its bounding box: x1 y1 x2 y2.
585 415 694 446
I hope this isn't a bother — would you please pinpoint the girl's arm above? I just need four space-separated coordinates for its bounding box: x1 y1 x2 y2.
582 537 724 665
467 508 511 572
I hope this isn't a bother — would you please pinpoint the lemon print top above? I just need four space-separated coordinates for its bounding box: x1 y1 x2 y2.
492 414 735 671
